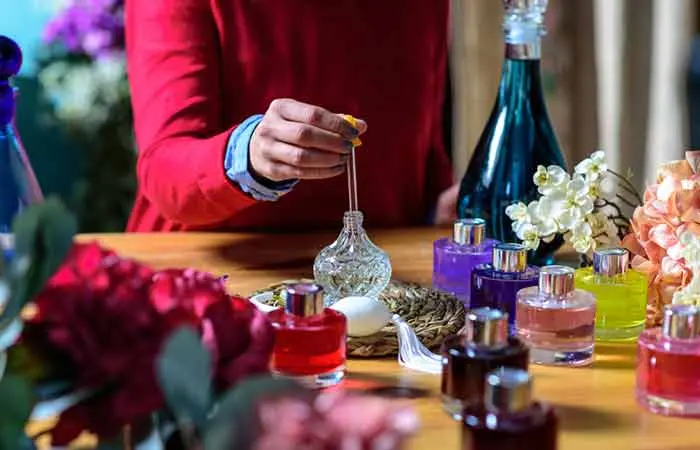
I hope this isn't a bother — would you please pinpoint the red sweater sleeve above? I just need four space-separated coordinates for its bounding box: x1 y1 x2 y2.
125 0 257 226
425 23 455 213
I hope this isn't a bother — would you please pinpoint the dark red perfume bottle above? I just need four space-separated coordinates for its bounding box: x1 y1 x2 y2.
269 283 347 388
462 368 558 450
637 304 700 417
441 308 529 419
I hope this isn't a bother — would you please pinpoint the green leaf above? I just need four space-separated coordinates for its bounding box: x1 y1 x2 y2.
0 198 77 331
156 327 213 428
203 376 303 450
0 374 34 450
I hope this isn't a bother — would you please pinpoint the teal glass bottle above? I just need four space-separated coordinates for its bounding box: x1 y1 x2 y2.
457 0 565 265
0 36 43 257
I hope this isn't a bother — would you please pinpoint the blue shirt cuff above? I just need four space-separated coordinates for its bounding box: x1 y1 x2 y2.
225 114 298 201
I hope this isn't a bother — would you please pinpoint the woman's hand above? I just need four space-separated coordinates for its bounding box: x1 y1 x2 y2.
249 99 367 182
434 183 460 225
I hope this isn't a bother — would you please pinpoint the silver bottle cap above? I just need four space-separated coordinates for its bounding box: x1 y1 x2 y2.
453 218 485 246
593 248 629 276
493 243 527 272
485 367 532 413
466 308 508 347
539 265 575 296
662 304 700 339
284 283 324 317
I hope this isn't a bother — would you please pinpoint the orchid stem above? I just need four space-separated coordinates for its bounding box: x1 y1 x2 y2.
607 169 643 204
615 193 638 209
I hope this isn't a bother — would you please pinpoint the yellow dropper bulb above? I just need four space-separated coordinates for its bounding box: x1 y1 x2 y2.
342 114 363 147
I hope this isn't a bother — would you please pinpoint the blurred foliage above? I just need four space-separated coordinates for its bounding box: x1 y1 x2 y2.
34 44 135 233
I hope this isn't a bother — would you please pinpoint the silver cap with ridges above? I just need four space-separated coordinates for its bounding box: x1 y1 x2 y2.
453 218 486 246
284 283 325 317
485 367 533 413
539 265 575 296
593 248 629 276
662 304 700 339
493 243 527 272
465 307 508 347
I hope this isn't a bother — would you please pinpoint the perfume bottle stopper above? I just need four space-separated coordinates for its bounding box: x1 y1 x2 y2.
493 243 527 272
466 307 508 348
454 218 486 246
285 283 324 317
539 265 575 296
593 248 629 277
485 367 532 413
662 304 700 339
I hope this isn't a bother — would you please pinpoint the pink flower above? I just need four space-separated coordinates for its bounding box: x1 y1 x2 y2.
624 157 700 326
250 392 419 450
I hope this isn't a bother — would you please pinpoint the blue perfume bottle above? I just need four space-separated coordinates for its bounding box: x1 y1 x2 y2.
0 36 43 259
456 0 566 265
471 243 539 333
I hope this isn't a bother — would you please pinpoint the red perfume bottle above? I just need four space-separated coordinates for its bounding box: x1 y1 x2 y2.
462 368 558 450
441 308 529 420
269 283 347 388
637 304 700 417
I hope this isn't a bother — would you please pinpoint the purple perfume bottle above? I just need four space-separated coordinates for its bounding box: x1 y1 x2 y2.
434 219 499 305
471 243 539 332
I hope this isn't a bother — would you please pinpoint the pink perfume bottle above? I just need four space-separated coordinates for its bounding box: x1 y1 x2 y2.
462 368 558 450
516 265 596 367
433 218 499 305
269 283 347 388
637 304 700 417
441 308 529 419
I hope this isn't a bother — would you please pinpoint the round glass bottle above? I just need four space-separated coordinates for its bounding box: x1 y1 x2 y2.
574 248 647 341
313 211 392 304
433 218 499 306
516 266 596 367
637 304 700 417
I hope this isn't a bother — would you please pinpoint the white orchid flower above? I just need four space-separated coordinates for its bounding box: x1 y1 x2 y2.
574 150 608 181
515 222 540 250
571 234 595 253
534 165 569 195
571 220 593 238
530 198 562 236
505 202 530 223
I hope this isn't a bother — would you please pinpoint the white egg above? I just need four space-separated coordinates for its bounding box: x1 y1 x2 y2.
330 296 392 337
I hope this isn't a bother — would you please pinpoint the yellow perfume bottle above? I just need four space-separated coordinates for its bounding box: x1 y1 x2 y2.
574 248 647 341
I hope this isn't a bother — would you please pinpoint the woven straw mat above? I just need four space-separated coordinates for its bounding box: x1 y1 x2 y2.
252 279 465 357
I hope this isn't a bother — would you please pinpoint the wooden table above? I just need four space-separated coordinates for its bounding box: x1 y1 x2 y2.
70 230 698 450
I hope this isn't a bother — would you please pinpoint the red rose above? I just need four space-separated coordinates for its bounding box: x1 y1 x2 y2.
150 269 275 389
24 243 196 444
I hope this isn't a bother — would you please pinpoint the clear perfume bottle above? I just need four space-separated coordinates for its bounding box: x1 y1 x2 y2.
269 283 347 388
462 368 558 450
575 248 647 341
0 36 43 260
457 0 566 266
637 304 700 417
516 265 596 367
313 211 392 304
471 243 539 332
441 308 529 420
433 218 499 306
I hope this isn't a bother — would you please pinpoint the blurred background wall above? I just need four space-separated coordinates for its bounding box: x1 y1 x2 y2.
2 0 700 232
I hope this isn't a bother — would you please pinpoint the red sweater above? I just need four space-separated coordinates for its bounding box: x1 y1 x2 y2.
125 0 453 232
